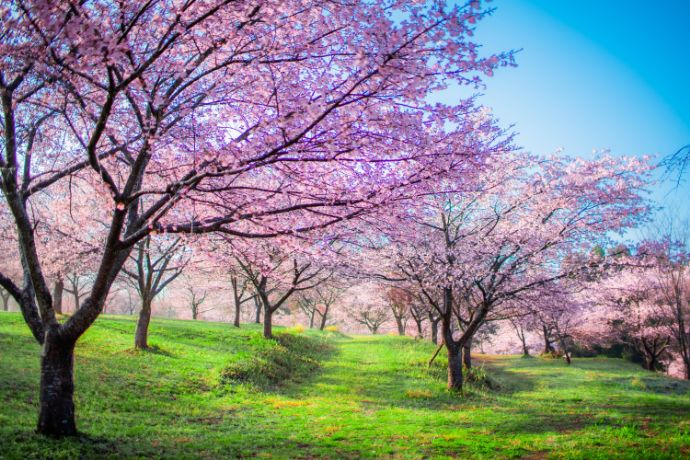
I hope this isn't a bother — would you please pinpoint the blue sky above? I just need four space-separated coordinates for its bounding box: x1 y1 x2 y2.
463 0 690 218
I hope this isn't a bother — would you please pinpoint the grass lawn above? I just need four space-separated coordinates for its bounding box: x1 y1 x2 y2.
1 311 689 459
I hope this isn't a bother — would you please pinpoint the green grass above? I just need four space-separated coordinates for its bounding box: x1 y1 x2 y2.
1 312 689 459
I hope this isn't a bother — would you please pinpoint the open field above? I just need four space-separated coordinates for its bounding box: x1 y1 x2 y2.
1 312 689 459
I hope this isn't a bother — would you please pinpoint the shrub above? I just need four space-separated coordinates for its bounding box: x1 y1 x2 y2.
324 325 339 333
219 333 330 390
465 365 497 390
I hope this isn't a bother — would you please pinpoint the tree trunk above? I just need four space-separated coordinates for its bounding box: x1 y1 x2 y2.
233 303 240 327
231 277 241 328
431 320 439 344
395 315 405 336
52 278 64 315
308 310 315 329
462 338 472 369
70 279 80 311
415 318 423 338
37 329 77 436
254 297 261 324
319 305 329 331
557 334 571 365
0 289 10 311
542 325 554 354
263 306 273 339
441 287 463 391
134 299 152 349
447 343 463 391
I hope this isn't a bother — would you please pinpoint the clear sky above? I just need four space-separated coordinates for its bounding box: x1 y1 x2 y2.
460 0 690 219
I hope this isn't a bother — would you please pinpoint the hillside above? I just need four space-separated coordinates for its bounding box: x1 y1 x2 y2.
1 312 689 459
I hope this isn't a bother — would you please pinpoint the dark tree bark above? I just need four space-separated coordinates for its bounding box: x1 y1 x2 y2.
37 327 77 436
441 287 464 390
52 277 64 315
638 336 670 372
134 299 152 349
318 304 330 330
232 275 242 327
124 236 186 349
263 303 273 339
446 342 463 391
462 337 472 369
230 275 253 328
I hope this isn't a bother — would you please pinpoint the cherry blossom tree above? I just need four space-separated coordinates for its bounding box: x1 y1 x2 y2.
229 273 255 328
295 282 343 330
232 239 332 338
352 302 390 335
385 286 412 335
0 0 514 435
383 154 651 390
409 300 429 339
122 235 189 349
185 284 211 320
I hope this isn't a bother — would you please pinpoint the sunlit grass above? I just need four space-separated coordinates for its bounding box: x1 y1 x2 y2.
1 312 689 459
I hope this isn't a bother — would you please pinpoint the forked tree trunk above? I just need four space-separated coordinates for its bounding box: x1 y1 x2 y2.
135 299 152 349
447 343 463 391
52 278 64 315
308 311 315 329
38 328 77 436
263 305 273 339
462 338 472 369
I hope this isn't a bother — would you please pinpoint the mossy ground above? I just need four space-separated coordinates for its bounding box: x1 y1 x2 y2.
1 312 689 459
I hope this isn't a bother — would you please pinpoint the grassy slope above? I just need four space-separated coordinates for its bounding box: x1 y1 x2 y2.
0 312 689 459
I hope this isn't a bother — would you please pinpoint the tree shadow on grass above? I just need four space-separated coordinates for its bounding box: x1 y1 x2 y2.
286 343 541 413
604 375 690 396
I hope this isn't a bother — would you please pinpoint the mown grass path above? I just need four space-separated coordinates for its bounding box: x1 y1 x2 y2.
1 313 690 459
231 334 690 459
